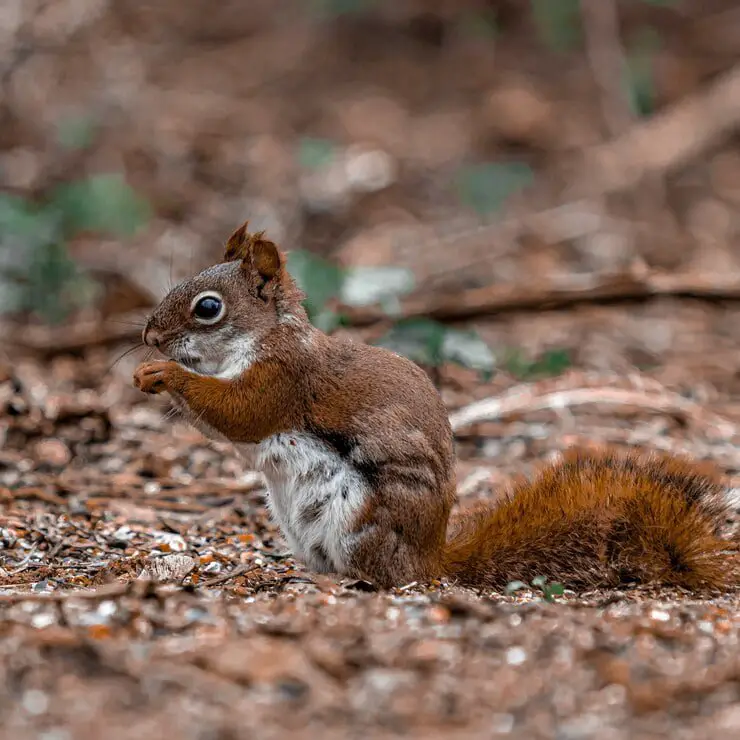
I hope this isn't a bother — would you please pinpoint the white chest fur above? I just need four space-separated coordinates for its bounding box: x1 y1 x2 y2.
235 433 368 575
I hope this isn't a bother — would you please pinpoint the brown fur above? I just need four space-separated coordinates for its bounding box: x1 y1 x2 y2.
444 448 739 591
134 222 740 593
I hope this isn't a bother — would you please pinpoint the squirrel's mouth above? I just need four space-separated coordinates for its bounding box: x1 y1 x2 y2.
167 349 203 372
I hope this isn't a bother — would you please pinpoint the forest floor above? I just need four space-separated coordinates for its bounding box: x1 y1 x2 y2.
3 2 740 738
4 344 740 740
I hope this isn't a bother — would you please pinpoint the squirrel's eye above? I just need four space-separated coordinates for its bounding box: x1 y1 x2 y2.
191 293 225 324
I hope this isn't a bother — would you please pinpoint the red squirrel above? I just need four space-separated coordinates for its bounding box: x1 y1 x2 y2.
133 222 739 592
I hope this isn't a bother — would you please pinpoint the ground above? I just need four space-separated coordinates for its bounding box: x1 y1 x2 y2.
4 350 740 740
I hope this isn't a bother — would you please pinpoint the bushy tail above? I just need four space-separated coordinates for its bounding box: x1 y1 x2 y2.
443 448 739 592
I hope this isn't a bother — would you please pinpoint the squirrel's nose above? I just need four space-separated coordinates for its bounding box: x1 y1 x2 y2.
142 325 161 348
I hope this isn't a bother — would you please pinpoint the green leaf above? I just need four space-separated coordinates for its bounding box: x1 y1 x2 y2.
624 28 661 118
340 265 416 308
0 279 25 315
297 137 336 170
375 319 496 374
456 162 534 216
51 173 150 237
286 249 345 323
441 328 496 375
505 347 571 380
21 241 99 324
0 172 142 324
374 318 447 368
533 348 572 378
0 194 48 240
542 581 565 602
0 193 32 228
312 308 343 334
505 580 528 594
459 10 499 39
0 196 63 284
311 0 374 17
530 0 581 52
531 575 548 588
56 114 96 151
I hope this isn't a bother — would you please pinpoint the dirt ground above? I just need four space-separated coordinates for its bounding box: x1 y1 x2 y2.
4 348 740 740
4 2 740 739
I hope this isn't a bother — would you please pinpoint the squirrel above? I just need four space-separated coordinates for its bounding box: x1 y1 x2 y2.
133 221 739 592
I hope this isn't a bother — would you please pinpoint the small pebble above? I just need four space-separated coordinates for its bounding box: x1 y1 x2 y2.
650 608 671 622
32 439 72 467
22 689 49 716
31 612 56 629
97 600 118 617
491 713 515 735
505 646 527 666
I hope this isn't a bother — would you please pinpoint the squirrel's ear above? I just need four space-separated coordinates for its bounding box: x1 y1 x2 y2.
224 221 251 262
251 236 282 283
224 222 283 288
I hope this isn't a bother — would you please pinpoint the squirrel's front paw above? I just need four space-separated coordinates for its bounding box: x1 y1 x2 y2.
133 361 177 395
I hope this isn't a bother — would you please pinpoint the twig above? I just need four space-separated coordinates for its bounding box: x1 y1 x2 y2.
1 311 147 355
7 545 39 575
253 576 315 592
9 536 67 575
343 269 740 325
197 563 257 589
449 385 737 440
84 497 212 514
0 580 132 604
2 488 67 507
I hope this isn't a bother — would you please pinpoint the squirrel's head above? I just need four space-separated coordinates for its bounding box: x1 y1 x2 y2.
142 222 306 378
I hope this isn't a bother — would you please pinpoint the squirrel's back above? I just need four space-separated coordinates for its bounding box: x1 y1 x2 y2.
444 448 739 592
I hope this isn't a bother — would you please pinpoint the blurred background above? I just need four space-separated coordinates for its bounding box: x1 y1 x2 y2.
1 0 740 397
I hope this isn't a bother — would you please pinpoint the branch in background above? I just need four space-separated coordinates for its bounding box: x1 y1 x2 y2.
343 269 740 325
7 60 740 352
1 311 146 355
580 0 634 137
578 63 740 195
578 0 673 232
8 269 740 353
449 381 737 441
343 64 740 328
427 63 740 261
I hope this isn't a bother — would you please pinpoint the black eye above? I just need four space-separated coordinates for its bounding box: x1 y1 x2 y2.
192 294 224 323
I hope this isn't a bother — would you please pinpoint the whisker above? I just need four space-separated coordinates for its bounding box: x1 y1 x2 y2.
162 405 181 423
107 319 146 329
106 343 146 373
168 244 175 292
189 405 210 433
